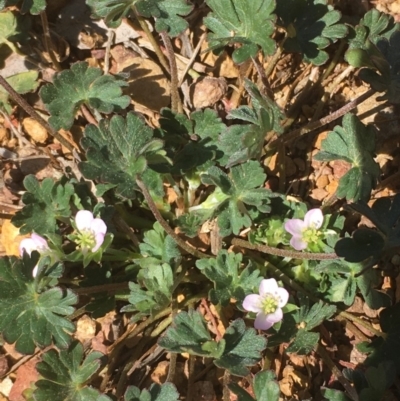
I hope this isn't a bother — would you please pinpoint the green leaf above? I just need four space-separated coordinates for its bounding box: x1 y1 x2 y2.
297 298 337 331
199 161 275 236
0 256 77 354
124 383 179 401
214 319 267 377
204 0 276 63
196 250 262 306
253 370 280 401
228 370 280 401
322 388 352 401
335 229 385 263
40 61 130 130
314 114 380 202
276 0 348 65
286 329 319 355
220 79 284 166
136 0 192 37
12 176 74 235
34 341 107 401
0 0 46 14
138 222 181 267
0 10 29 47
158 310 215 357
79 112 167 198
0 71 39 114
120 263 174 319
87 0 192 36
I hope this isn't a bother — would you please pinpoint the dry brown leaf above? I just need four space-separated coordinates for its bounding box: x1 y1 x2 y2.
75 314 97 343
9 357 39 401
22 118 49 144
0 220 25 257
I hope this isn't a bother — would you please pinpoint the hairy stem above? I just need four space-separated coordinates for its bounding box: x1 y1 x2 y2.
160 31 183 113
0 75 75 154
267 88 376 150
136 177 209 259
232 238 338 260
132 8 170 74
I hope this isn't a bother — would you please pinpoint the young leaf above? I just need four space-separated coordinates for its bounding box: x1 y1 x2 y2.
158 310 216 357
198 160 275 236
12 175 74 235
195 250 262 306
322 388 352 401
136 0 192 37
214 319 267 377
87 0 192 36
124 383 179 401
0 0 46 14
204 0 276 63
314 114 380 202
229 370 280 401
220 80 284 167
0 256 77 354
0 71 39 114
0 10 30 49
276 0 348 65
34 341 107 401
79 112 167 199
120 263 174 320
40 61 130 130
346 8 400 52
138 222 181 267
285 295 336 355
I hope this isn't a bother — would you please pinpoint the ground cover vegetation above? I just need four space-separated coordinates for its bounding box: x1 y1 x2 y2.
0 0 399 400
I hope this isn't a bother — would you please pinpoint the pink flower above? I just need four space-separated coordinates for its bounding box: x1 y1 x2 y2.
19 233 50 277
243 278 289 330
74 210 107 253
284 208 324 251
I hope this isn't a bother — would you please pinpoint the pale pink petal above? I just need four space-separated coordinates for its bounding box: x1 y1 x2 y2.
19 238 39 256
30 233 48 248
259 278 278 296
304 208 324 229
264 308 283 324
91 218 107 235
254 311 282 330
75 210 94 231
243 294 262 313
276 287 289 307
92 233 105 252
290 236 307 251
284 219 305 236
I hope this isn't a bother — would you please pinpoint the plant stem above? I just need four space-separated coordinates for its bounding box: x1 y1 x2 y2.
267 88 376 150
132 8 170 74
73 281 129 295
160 31 183 113
339 310 386 339
40 11 62 71
136 177 209 259
315 343 359 401
0 75 76 154
232 238 338 260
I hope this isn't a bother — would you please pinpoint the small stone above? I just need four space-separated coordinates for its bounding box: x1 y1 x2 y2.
22 117 48 143
191 77 227 108
315 131 328 149
325 180 338 194
0 127 9 144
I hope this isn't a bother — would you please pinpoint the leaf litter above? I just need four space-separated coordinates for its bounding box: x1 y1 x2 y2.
0 0 399 400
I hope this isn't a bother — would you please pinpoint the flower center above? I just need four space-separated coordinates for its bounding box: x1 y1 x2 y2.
260 294 279 315
302 226 322 244
75 229 96 252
